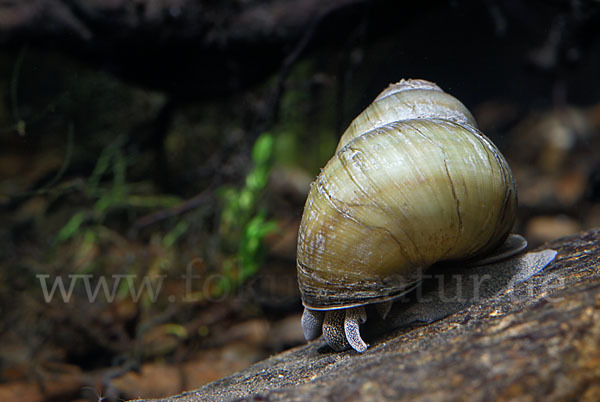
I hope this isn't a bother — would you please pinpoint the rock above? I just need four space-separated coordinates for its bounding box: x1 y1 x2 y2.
132 228 600 401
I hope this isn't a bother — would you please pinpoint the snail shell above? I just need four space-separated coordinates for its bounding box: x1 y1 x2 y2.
297 79 521 352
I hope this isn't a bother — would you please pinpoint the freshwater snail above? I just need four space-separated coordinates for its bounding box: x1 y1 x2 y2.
296 79 529 352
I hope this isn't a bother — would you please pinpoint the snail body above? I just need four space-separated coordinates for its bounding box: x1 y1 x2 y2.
297 79 526 352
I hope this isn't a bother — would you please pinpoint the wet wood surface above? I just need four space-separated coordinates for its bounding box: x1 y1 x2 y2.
137 228 600 401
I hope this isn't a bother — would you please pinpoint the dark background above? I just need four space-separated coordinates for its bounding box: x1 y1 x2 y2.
0 0 599 400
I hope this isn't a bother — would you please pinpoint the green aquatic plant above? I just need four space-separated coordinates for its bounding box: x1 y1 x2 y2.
56 136 182 245
218 132 277 288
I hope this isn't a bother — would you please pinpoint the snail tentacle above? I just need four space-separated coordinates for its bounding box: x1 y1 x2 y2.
344 306 368 353
375 301 393 319
301 308 324 341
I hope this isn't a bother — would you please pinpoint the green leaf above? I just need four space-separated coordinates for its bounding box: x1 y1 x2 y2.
55 211 87 244
163 221 190 248
252 133 274 165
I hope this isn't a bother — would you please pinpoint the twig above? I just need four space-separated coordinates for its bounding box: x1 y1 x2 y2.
131 184 216 231
10 45 26 134
37 122 75 192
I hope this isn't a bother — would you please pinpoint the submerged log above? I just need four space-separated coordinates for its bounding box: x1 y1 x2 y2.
135 228 600 401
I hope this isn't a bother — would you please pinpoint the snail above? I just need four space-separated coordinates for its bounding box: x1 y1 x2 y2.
296 79 535 353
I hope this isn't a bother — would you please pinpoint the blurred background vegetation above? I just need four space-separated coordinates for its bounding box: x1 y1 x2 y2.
0 0 599 400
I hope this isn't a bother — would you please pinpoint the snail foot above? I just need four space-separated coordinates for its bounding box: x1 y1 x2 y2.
322 307 368 353
323 310 349 351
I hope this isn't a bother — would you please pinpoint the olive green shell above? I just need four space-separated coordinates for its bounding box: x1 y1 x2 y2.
296 79 517 310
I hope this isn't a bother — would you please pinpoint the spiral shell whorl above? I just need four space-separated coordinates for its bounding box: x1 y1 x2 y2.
297 79 517 310
336 79 477 152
